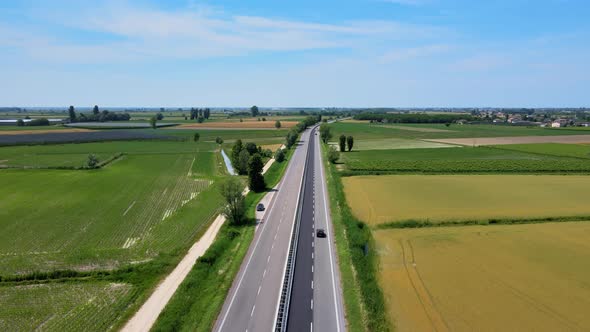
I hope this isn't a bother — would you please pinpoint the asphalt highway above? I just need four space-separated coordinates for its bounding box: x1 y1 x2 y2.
214 128 312 332
214 125 345 332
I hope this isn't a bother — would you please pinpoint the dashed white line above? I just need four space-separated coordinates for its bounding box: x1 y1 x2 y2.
250 305 256 317
311 299 314 309
257 286 261 295
267 255 271 263
311 280 314 289
263 269 267 278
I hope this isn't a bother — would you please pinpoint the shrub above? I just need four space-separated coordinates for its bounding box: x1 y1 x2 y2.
275 149 285 162
328 146 340 163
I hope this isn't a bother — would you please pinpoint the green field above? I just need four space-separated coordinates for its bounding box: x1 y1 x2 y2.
330 121 583 140
329 138 453 151
0 282 135 331
340 146 590 173
343 175 590 225
0 140 225 275
492 143 590 159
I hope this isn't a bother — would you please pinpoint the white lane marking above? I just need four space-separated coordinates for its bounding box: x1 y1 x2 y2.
317 130 342 332
311 299 314 309
263 269 266 278
312 265 314 273
311 321 313 332
267 255 271 263
250 305 256 317
312 252 314 259
311 280 314 289
312 241 314 248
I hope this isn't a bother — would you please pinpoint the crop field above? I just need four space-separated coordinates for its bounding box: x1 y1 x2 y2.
0 140 224 274
428 134 590 146
492 143 590 159
175 120 297 129
374 222 590 331
342 175 590 225
0 130 173 146
330 121 583 141
65 122 179 129
340 146 590 173
0 128 92 135
329 138 454 151
0 282 135 331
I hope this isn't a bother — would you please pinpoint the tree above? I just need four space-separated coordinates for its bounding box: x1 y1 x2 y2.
275 120 281 129
237 149 250 175
251 105 259 117
327 146 340 164
193 132 200 142
197 116 204 123
93 105 99 115
156 113 164 120
347 136 354 152
68 106 76 123
248 153 266 192
319 123 332 144
220 177 246 225
204 108 211 119
150 116 157 129
286 130 298 149
87 154 99 168
339 135 346 152
275 148 285 162
16 119 24 127
231 139 243 169
215 137 224 144
190 108 196 120
245 142 258 155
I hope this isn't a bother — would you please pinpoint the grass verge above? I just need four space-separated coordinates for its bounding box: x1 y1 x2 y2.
321 142 389 332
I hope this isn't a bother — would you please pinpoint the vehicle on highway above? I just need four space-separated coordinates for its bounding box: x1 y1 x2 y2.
256 203 265 211
316 229 326 238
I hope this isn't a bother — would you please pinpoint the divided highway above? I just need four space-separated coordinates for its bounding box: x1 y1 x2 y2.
214 125 345 332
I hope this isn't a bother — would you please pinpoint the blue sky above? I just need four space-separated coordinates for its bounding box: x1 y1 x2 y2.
1 0 589 107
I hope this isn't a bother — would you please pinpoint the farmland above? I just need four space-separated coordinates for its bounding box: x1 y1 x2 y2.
341 146 590 173
0 130 173 146
330 121 584 141
0 282 135 331
374 222 590 331
342 175 590 225
0 141 223 275
428 134 590 146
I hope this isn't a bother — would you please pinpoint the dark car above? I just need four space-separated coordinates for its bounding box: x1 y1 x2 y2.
316 229 327 238
256 203 265 212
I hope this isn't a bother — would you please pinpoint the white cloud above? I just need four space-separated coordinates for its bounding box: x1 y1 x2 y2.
0 2 445 63
378 44 451 63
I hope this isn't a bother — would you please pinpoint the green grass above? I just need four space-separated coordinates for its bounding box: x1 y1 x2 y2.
330 122 585 141
152 146 294 331
321 142 389 332
340 146 590 173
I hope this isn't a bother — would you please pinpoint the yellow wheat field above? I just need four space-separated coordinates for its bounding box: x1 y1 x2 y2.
343 175 590 225
374 222 590 331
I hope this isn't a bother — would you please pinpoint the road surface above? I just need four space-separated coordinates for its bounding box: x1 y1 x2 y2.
287 126 346 332
214 129 312 332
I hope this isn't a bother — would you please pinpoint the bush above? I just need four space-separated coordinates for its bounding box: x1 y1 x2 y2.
275 149 285 162
328 146 340 163
87 154 99 168
27 118 50 126
215 137 224 144
16 119 24 127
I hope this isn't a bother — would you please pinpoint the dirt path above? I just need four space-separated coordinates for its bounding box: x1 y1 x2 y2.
122 154 279 332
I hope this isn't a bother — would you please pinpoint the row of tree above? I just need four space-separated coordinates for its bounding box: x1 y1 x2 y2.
68 105 131 123
230 140 271 192
16 118 50 126
285 115 321 149
189 108 211 121
338 135 354 152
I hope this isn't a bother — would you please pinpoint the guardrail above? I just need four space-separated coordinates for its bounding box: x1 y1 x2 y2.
275 127 315 332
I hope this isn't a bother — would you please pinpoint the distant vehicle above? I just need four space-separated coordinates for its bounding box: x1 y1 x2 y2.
256 203 265 211
316 229 326 238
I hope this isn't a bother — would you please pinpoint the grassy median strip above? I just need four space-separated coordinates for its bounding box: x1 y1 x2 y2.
151 147 294 331
321 143 389 332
